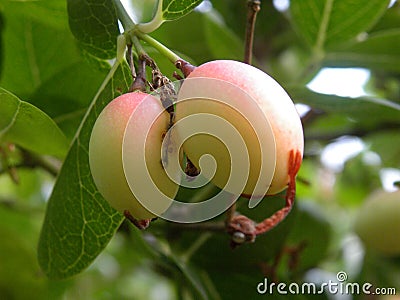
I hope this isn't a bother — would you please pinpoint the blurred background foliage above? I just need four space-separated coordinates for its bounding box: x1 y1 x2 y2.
0 0 400 299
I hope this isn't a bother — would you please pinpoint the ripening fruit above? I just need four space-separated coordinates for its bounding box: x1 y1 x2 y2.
354 189 400 256
175 60 304 197
89 92 178 220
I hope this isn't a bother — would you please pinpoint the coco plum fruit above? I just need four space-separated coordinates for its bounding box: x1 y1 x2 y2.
354 189 400 256
89 92 178 220
175 60 304 197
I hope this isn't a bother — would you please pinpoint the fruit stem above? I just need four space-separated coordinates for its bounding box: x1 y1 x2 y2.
113 0 136 31
131 34 146 58
130 36 147 92
134 31 181 63
244 0 261 64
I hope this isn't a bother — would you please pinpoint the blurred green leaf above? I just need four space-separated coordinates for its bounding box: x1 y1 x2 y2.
0 0 68 29
0 9 80 99
326 29 400 72
67 0 119 59
370 2 400 33
288 86 400 124
170 194 297 275
125 225 210 299
365 130 400 168
0 88 68 158
0 225 46 299
30 61 107 140
203 12 243 60
152 9 244 64
37 63 131 279
290 0 390 51
335 153 381 206
161 0 203 21
286 202 332 272
358 250 400 291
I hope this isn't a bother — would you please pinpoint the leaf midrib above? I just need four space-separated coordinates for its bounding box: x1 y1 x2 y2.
0 96 21 138
314 0 334 54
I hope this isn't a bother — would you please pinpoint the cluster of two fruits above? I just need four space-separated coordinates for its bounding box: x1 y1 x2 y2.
89 60 304 224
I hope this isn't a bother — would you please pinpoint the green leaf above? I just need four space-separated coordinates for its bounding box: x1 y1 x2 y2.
288 86 400 124
37 62 131 279
0 11 80 99
162 0 203 21
1 0 68 29
335 153 381 206
371 1 400 33
0 88 68 158
67 0 119 59
30 61 107 140
203 12 244 61
0 224 46 299
174 195 296 274
286 202 332 272
290 0 390 51
0 12 5 80
365 130 400 168
326 29 400 72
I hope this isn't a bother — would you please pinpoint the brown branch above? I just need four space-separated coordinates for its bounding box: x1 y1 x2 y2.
244 0 261 64
0 149 60 178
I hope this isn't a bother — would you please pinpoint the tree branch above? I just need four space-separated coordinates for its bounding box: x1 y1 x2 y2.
244 0 261 64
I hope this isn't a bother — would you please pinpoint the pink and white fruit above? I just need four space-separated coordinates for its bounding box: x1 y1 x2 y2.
89 92 178 220
354 189 400 256
175 60 304 197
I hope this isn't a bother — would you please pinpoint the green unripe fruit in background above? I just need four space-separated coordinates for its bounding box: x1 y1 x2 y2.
354 189 400 256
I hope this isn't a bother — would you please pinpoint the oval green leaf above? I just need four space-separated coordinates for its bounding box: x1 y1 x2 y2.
67 0 120 59
326 29 400 72
288 86 400 124
37 63 130 279
290 0 390 51
0 88 68 158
